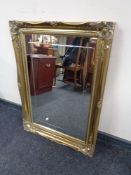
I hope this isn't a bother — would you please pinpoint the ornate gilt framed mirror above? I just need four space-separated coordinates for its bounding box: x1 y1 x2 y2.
9 21 115 156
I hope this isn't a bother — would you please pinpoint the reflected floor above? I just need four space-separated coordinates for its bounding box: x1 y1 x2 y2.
31 78 91 140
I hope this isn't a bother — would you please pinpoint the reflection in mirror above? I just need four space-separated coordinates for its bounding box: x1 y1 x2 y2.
25 34 97 140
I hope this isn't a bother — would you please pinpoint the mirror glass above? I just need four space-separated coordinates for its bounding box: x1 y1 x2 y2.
25 34 97 140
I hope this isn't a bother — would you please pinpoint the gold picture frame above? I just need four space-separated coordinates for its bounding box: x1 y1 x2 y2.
9 21 115 156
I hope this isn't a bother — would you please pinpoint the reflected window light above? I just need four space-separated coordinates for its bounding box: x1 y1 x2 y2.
37 35 58 44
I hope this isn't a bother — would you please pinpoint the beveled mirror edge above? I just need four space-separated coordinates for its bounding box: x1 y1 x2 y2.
9 21 115 156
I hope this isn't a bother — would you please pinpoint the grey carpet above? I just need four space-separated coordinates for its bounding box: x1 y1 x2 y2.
0 100 131 175
31 80 91 140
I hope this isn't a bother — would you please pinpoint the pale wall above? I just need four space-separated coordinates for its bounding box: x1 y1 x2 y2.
0 0 131 141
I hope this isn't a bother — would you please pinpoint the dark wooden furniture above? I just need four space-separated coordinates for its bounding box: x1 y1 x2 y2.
54 38 83 89
33 44 54 55
54 39 96 90
63 38 83 89
27 54 56 96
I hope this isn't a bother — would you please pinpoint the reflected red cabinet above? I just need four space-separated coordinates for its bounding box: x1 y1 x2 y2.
28 54 56 96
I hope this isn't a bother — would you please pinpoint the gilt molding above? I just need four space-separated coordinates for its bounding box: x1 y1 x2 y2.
9 21 115 39
9 20 115 156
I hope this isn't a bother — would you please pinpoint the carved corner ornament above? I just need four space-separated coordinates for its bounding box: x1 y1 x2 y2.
9 21 23 35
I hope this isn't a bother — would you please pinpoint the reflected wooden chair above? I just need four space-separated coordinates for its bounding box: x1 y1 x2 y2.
54 38 96 90
63 38 83 89
54 38 83 89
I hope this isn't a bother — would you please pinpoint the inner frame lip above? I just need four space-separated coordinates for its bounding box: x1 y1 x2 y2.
22 31 98 143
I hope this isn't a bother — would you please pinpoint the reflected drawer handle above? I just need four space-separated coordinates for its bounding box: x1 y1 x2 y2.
45 64 51 67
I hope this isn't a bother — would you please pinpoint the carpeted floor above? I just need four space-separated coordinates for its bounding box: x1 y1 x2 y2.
0 100 131 175
31 79 91 140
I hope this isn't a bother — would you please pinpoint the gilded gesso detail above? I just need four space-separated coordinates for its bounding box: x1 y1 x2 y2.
9 21 115 156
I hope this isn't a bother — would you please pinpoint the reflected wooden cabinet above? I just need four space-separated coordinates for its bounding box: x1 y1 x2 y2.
27 54 56 96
